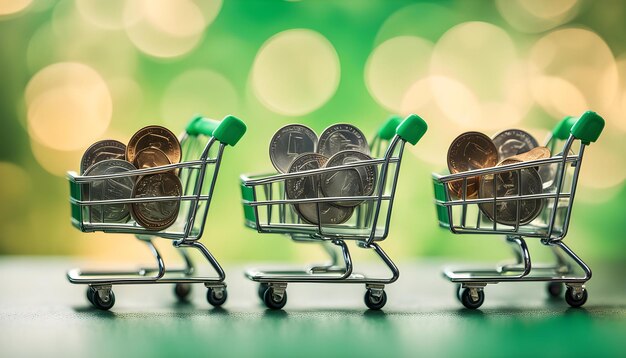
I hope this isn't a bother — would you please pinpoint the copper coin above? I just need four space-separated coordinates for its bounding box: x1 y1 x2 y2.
133 147 171 169
80 139 126 174
508 146 551 162
126 126 181 165
447 132 498 198
131 172 182 231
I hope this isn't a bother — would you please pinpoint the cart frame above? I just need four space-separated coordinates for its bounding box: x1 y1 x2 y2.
240 115 427 310
66 115 246 310
432 111 605 309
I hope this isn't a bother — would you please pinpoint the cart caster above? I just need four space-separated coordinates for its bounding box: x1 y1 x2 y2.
257 283 269 301
91 288 115 311
547 282 563 298
174 283 192 301
460 288 484 310
86 286 96 304
206 287 227 307
364 289 387 310
565 286 587 308
263 287 287 310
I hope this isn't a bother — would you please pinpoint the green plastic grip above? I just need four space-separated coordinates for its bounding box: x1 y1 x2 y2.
571 110 604 145
552 115 577 140
378 115 402 141
186 115 247 146
186 115 220 136
396 114 427 145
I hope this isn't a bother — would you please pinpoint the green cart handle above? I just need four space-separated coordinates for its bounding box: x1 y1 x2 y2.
186 114 247 146
396 114 427 145
570 110 604 145
377 115 403 141
552 115 577 140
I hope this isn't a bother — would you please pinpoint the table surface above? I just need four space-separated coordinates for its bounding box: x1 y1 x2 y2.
1 257 626 358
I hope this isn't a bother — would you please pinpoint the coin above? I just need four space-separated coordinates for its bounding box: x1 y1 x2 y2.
131 172 182 231
269 124 317 173
285 153 353 225
80 140 126 174
447 132 498 199
321 150 377 207
492 129 539 160
317 124 369 157
478 165 544 226
126 125 182 165
83 159 136 223
133 147 171 169
508 146 550 162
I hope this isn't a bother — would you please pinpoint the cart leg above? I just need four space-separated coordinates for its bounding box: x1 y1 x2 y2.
551 240 592 281
499 236 532 274
144 238 166 279
309 241 344 273
177 240 226 282
367 242 400 284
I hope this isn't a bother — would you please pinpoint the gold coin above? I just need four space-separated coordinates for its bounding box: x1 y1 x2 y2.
133 147 171 169
126 126 181 165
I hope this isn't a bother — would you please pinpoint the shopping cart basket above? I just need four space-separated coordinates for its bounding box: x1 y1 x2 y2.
432 111 604 309
240 114 427 310
67 115 246 310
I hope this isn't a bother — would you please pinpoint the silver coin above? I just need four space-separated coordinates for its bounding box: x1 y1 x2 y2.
80 140 126 174
83 159 136 223
269 124 317 173
478 167 544 226
285 153 353 225
317 124 369 157
492 129 539 160
321 150 377 207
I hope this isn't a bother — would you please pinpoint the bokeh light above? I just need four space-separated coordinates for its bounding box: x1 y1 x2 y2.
496 0 580 33
251 29 340 116
26 62 112 151
529 28 619 117
123 0 207 58
430 21 532 130
161 69 238 127
365 36 434 112
0 0 31 16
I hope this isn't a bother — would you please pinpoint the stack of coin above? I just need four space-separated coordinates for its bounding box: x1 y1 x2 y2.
446 128 550 226
80 125 183 231
269 123 377 225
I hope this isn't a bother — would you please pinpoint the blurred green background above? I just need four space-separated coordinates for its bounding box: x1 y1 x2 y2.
0 0 624 264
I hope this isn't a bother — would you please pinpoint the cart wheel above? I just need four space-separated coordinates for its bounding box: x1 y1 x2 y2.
92 289 115 311
86 286 96 304
364 289 387 310
206 287 228 307
263 287 287 310
460 288 484 310
455 284 462 301
258 283 269 301
547 282 563 298
174 283 192 301
565 287 588 308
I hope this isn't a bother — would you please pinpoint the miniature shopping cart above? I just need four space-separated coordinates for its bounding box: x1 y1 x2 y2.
240 114 427 310
432 111 604 309
66 115 246 310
